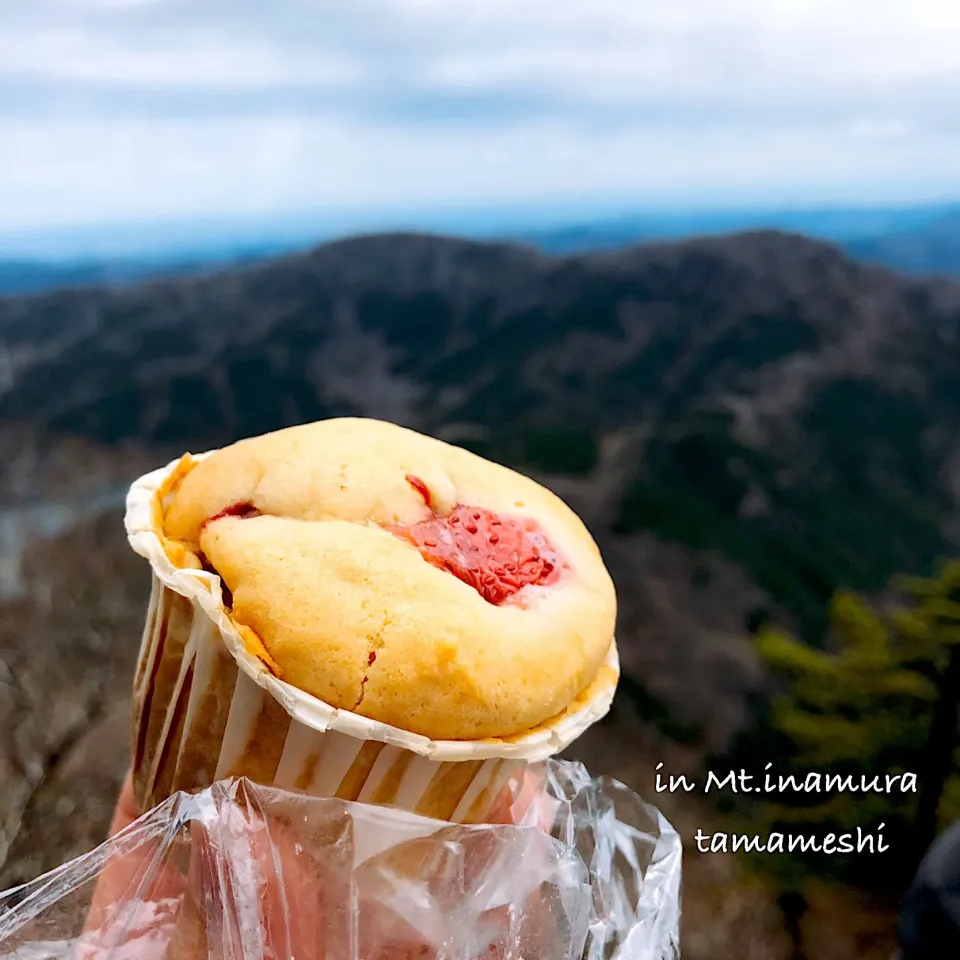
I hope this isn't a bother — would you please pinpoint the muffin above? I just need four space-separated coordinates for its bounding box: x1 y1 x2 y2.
126 418 619 822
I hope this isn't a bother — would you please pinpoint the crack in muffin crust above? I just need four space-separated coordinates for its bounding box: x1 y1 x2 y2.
200 500 263 528
199 486 568 608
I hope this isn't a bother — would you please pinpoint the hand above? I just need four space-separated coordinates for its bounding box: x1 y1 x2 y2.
82 768 551 959
83 773 340 958
84 774 142 933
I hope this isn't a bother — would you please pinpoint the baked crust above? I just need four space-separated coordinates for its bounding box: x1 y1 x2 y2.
163 418 617 740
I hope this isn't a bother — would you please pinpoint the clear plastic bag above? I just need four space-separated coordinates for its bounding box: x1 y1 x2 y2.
0 759 681 960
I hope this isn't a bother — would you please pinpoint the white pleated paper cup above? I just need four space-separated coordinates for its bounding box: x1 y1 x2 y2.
124 453 620 823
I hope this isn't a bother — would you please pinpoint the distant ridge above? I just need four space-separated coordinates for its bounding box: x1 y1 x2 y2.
846 213 960 278
0 251 277 296
505 203 960 255
4 202 960 296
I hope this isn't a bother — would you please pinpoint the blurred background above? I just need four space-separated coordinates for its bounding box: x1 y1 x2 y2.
2 1 960 957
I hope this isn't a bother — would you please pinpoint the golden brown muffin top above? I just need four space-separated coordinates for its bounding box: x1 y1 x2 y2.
163 418 617 740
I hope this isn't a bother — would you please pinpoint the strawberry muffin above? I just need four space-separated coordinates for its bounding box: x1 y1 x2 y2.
161 418 617 740
127 417 619 820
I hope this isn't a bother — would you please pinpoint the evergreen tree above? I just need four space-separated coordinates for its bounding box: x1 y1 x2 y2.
894 562 960 860
754 562 960 889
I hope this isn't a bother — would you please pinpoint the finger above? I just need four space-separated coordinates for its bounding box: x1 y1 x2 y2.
488 767 552 827
168 797 337 960
107 772 140 837
512 768 549 824
84 772 183 938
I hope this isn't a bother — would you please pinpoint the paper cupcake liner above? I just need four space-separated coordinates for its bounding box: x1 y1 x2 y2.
125 453 620 823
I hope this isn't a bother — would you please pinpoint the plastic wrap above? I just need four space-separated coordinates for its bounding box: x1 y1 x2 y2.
0 759 681 960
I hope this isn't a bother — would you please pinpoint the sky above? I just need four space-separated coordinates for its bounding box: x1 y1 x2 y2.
2 0 960 243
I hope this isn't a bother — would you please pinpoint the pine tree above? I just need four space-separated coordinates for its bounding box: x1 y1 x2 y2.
753 562 960 888
893 562 960 860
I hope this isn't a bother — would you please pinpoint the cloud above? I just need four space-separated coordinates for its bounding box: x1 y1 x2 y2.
1 0 959 234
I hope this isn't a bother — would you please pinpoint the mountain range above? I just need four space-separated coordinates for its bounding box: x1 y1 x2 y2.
2 229 960 751
3 202 959 296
